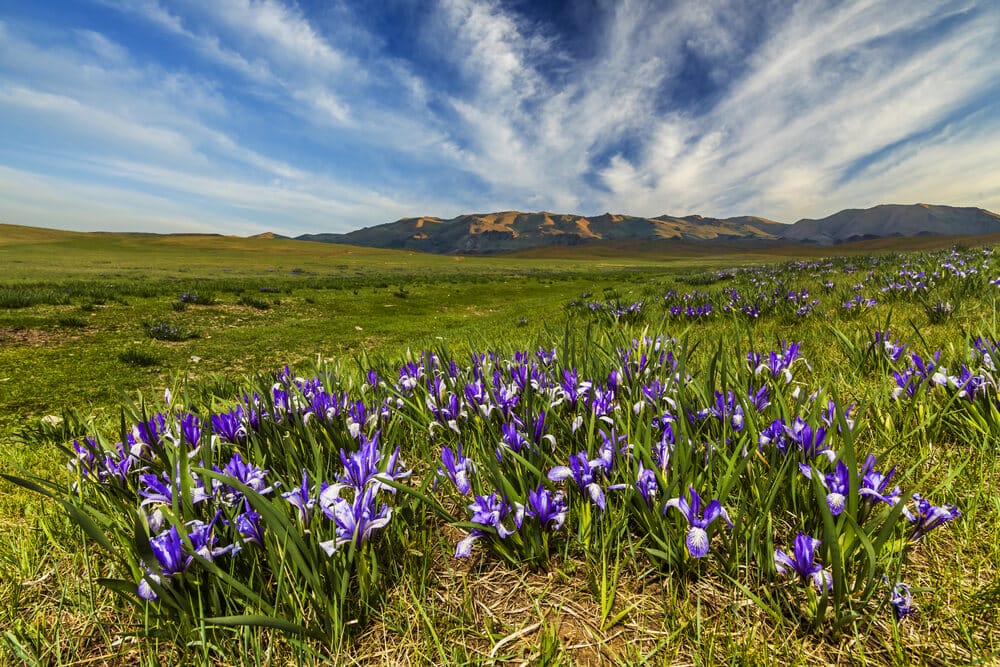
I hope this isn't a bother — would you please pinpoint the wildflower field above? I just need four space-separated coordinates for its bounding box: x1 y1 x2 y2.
1 229 998 665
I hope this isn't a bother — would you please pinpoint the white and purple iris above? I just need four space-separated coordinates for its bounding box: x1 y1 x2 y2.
455 492 524 558
903 494 961 541
663 487 733 558
548 451 608 510
525 485 567 531
138 516 236 600
799 461 851 516
438 444 474 495
317 485 392 556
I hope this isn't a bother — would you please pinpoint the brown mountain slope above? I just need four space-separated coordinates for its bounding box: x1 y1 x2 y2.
783 204 1000 244
298 211 783 254
293 204 1000 254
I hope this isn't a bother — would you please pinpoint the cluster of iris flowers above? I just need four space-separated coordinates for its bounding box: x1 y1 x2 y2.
397 336 962 618
571 246 994 326
60 326 972 632
68 374 411 603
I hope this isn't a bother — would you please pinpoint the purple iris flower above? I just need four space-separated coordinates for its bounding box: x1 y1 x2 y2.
138 517 234 600
652 425 674 469
307 390 344 421
759 418 789 453
525 485 567 531
397 361 423 393
528 410 553 447
179 413 201 447
641 378 668 407
873 330 906 363
548 451 607 510
750 341 804 383
337 431 411 494
455 492 525 558
592 383 619 420
467 492 523 538
509 362 530 393
69 437 98 476
139 469 212 506
663 487 733 558
799 460 851 515
71 437 137 485
774 533 832 590
560 368 591 408
903 494 961 541
820 401 855 432
492 383 520 419
427 391 464 434
317 485 393 555
346 400 375 438
211 407 247 443
438 444 474 495
784 418 830 458
858 455 901 507
218 451 273 504
98 442 136 485
951 365 985 401
747 385 771 411
138 525 188 600
186 515 236 562
150 525 189 574
606 368 620 395
464 380 492 416
499 421 531 455
536 347 557 366
890 582 914 620
282 469 317 526
891 368 920 400
710 391 744 431
596 429 627 474
635 463 659 506
134 412 169 447
235 505 264 546
910 351 941 381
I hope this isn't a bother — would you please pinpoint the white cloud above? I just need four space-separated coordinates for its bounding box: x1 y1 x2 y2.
201 0 346 74
0 85 198 160
0 165 244 234
99 0 278 83
75 29 130 63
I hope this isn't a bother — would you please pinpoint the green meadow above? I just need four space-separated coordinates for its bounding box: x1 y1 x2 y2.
1 225 998 665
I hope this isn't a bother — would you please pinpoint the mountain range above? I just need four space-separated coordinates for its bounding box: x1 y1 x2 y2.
293 203 1000 254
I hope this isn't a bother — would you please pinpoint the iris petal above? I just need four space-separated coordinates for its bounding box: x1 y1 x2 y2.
686 527 710 558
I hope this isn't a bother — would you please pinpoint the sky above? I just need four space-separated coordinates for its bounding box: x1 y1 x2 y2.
1 0 999 236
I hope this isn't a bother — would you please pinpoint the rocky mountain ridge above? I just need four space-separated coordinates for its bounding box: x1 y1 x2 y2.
293 204 1000 254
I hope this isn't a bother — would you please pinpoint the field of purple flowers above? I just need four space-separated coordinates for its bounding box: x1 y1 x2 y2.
4 245 1000 665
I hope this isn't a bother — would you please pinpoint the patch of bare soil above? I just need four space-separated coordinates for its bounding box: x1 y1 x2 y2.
349 543 671 666
0 326 89 347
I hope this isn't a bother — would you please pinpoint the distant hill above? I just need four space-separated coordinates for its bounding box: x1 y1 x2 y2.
297 211 783 254
780 204 1000 244
293 204 1000 253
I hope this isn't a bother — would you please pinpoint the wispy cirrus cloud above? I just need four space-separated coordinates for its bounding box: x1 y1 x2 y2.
593 0 1000 219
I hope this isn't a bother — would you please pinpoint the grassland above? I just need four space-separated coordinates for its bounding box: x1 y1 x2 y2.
1 224 998 666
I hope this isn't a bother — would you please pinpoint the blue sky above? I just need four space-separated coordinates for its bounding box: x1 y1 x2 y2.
1 0 998 236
